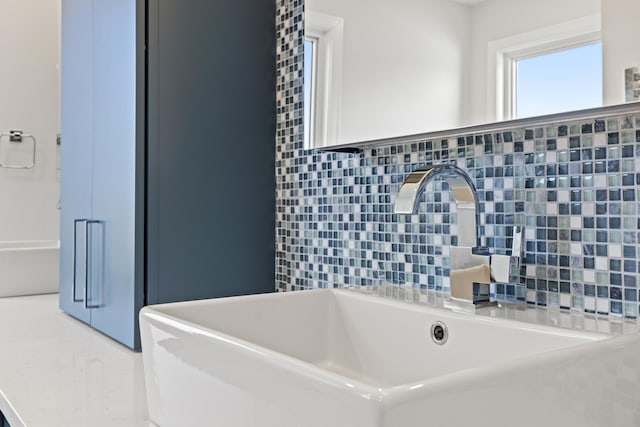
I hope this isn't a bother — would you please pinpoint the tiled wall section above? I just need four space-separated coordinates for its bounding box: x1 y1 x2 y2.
275 0 640 319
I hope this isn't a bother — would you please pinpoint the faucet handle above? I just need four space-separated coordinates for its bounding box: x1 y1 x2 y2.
490 254 519 283
490 227 524 284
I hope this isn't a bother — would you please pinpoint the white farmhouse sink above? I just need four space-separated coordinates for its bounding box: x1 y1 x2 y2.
140 288 606 427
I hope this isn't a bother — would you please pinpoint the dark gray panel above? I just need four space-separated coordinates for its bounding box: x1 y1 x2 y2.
148 0 276 303
133 0 146 348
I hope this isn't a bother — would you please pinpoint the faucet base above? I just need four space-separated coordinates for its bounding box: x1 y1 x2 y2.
450 261 491 302
444 298 498 314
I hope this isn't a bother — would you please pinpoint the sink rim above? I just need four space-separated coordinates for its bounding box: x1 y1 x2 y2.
140 288 608 401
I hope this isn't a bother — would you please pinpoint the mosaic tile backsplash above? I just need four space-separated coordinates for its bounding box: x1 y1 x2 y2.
275 0 640 320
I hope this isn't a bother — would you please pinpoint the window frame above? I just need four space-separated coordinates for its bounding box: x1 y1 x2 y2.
511 40 603 119
303 38 318 149
304 10 344 149
487 15 602 122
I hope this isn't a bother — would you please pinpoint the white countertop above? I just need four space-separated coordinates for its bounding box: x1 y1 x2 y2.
2 289 639 427
0 294 151 427
356 285 640 336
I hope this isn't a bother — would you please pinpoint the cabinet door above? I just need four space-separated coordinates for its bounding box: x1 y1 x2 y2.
147 0 276 304
59 0 94 323
87 0 139 349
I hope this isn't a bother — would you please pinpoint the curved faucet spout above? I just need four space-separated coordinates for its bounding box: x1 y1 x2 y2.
394 164 480 247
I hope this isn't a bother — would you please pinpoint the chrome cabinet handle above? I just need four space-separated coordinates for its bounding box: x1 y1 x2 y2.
85 220 101 309
72 219 88 303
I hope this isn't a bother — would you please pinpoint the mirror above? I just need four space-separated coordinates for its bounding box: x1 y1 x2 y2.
304 0 640 148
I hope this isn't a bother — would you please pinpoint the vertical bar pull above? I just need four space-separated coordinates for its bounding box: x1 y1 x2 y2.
72 219 88 303
85 220 101 309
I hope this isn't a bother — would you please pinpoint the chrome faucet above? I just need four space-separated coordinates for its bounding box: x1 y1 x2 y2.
394 164 522 306
395 164 480 247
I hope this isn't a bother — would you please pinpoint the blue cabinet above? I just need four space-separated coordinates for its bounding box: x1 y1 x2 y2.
60 0 275 350
60 0 93 325
60 0 143 349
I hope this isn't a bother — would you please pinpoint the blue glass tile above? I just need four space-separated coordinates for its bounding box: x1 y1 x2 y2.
608 217 621 229
571 203 582 214
624 245 636 258
571 190 582 201
558 125 569 136
624 260 637 273
594 147 607 159
570 176 581 187
536 291 547 306
624 275 637 287
598 286 610 298
547 177 556 188
610 259 622 271
570 150 580 161
611 301 623 314
622 173 634 186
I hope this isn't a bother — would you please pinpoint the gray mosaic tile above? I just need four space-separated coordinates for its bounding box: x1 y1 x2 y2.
276 0 640 319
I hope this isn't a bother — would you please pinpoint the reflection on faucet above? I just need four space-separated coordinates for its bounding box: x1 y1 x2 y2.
395 164 480 247
394 164 522 306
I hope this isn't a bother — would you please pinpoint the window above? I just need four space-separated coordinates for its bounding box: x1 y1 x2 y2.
303 11 343 149
513 42 603 119
488 15 602 122
303 39 316 149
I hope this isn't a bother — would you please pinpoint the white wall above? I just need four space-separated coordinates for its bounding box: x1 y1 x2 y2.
467 0 601 125
306 0 470 145
602 0 640 105
0 0 61 241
